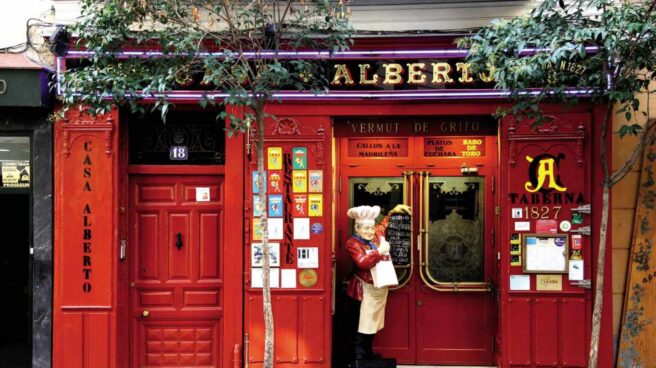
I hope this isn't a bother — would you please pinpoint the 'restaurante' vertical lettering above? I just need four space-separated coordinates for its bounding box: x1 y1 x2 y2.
82 141 93 293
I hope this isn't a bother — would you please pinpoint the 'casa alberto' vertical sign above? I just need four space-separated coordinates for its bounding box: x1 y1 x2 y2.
59 118 114 307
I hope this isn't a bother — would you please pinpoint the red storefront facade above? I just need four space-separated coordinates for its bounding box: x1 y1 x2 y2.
52 37 614 368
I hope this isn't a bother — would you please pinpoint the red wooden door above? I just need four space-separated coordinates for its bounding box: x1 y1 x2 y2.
337 136 497 365
129 173 225 368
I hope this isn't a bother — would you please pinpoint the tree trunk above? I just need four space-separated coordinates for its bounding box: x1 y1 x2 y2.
588 103 613 368
588 182 610 368
255 103 275 368
587 110 656 367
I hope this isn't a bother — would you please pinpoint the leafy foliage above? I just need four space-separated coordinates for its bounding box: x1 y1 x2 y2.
59 0 353 131
458 0 656 126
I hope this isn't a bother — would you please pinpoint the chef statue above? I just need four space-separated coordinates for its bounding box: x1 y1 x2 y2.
345 204 411 361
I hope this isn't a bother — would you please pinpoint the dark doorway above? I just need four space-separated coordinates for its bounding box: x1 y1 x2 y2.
0 194 31 367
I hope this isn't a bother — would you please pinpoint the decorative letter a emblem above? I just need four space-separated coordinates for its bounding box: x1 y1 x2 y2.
524 154 567 193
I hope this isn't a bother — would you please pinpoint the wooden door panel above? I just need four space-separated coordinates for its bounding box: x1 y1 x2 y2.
131 174 224 368
534 298 559 366
561 298 588 367
418 293 493 363
198 212 221 280
302 296 327 364
169 213 191 280
138 321 220 367
138 184 176 204
137 213 160 280
183 290 220 307
139 291 174 307
374 289 415 362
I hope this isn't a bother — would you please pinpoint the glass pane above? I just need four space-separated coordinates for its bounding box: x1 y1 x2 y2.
0 136 31 188
129 110 225 165
349 177 409 283
425 177 484 282
349 177 404 224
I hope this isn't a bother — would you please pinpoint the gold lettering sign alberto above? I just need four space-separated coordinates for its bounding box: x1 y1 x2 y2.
330 63 495 87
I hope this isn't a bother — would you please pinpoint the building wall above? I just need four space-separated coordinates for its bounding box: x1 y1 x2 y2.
0 0 51 48
611 86 656 350
0 107 54 368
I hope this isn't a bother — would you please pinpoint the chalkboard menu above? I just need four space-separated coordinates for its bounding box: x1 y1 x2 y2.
387 214 411 266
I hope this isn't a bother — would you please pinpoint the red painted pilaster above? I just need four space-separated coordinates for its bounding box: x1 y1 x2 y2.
54 107 120 368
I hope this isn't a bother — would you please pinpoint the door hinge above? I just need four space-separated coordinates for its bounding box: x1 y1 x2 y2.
571 279 591 289
491 228 495 247
570 226 591 236
491 175 495 194
30 247 34 255
338 176 342 193
495 206 500 215
572 204 591 214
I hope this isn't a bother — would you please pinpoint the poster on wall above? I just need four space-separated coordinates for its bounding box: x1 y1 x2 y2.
293 170 307 192
308 194 323 217
268 171 282 193
251 268 280 288
281 269 296 288
292 147 307 169
1 161 30 188
268 195 283 217
309 170 323 192
293 195 308 216
251 243 281 267
293 218 310 239
297 247 319 268
252 171 266 193
267 147 282 170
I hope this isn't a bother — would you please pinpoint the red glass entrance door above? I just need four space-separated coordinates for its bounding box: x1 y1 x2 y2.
337 136 497 365
129 172 225 368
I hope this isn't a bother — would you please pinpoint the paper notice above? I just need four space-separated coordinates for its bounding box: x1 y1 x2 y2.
281 269 297 288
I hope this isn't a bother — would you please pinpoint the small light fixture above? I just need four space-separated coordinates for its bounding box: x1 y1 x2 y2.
460 164 478 175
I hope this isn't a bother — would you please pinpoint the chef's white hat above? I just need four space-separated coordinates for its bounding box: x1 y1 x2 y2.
347 205 380 225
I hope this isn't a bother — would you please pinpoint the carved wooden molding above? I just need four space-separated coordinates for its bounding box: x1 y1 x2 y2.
272 117 301 136
264 121 326 168
507 118 585 167
60 111 115 158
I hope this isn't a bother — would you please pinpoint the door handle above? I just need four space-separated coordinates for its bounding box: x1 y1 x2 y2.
176 233 183 250
142 310 150 317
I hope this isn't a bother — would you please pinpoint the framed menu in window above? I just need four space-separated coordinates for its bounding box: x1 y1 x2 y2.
522 234 568 273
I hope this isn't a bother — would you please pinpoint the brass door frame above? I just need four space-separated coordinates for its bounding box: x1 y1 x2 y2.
417 171 492 292
345 170 493 293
